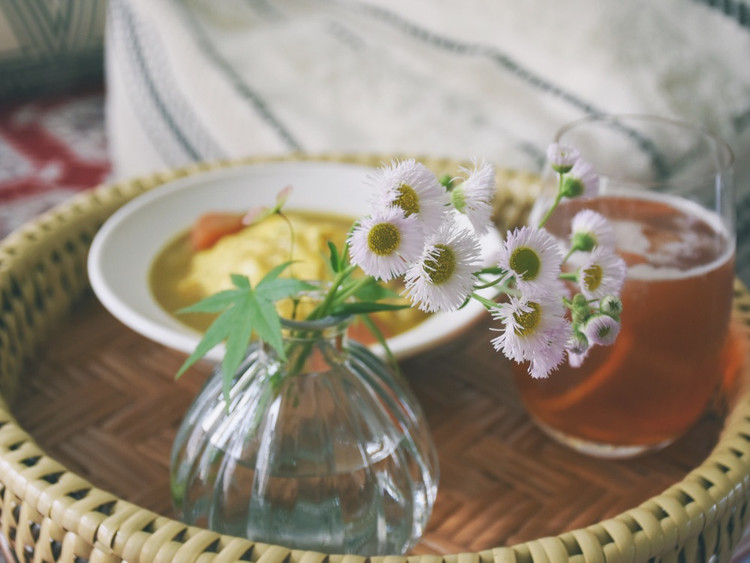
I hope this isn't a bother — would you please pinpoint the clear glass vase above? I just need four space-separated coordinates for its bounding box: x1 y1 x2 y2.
169 314 439 555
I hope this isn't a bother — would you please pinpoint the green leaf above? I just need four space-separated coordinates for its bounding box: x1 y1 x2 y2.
257 261 296 284
341 241 350 266
273 185 293 210
177 288 246 314
220 295 255 403
247 292 285 358
257 277 316 302
176 306 239 379
331 301 410 315
353 280 401 301
231 274 251 289
359 314 401 377
175 267 290 408
327 241 341 273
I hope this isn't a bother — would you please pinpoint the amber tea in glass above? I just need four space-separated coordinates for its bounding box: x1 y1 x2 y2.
514 115 736 458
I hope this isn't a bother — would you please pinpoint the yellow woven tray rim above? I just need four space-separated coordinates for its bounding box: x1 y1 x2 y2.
0 153 748 563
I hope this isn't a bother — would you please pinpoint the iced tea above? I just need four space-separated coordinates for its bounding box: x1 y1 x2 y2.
513 193 735 454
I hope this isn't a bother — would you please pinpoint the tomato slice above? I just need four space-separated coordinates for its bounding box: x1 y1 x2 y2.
190 212 245 250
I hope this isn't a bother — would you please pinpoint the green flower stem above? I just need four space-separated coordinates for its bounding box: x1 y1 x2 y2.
473 276 515 292
470 286 521 311
537 172 565 229
330 275 373 307
472 266 512 290
474 266 506 276
307 267 356 320
471 293 501 310
282 338 316 380
471 268 520 296
360 313 402 378
562 294 597 311
558 272 578 281
275 211 297 274
266 209 314 379
282 266 361 377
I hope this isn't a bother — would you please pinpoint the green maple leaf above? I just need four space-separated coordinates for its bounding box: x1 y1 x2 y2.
175 262 315 404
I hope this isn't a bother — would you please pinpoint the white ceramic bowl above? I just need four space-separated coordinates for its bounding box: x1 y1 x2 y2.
88 161 502 361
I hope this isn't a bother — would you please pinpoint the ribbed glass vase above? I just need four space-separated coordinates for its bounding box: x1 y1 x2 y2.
169 313 439 555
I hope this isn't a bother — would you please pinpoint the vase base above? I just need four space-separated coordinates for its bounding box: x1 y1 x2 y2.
532 419 674 459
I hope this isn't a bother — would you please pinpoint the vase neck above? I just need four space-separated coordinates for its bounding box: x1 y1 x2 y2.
269 315 353 374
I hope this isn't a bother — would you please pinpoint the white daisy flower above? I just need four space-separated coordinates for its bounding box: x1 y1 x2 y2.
561 158 599 198
527 325 571 379
403 223 481 312
570 209 616 252
577 246 627 300
348 207 425 281
583 314 621 346
568 349 589 368
490 294 571 378
449 158 496 234
371 159 449 234
497 226 563 298
547 143 580 173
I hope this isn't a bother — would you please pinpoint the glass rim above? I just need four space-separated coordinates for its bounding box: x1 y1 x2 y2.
275 280 354 333
554 113 735 184
279 314 352 332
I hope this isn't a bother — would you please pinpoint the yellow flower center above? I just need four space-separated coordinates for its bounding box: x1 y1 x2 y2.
424 244 456 285
583 264 603 291
367 222 401 256
514 302 541 336
509 246 541 281
394 183 420 216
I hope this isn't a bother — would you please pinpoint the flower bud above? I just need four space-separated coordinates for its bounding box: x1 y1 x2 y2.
583 314 621 346
568 330 589 355
570 231 596 252
599 295 623 319
547 143 580 173
561 176 584 198
450 185 467 213
570 293 591 325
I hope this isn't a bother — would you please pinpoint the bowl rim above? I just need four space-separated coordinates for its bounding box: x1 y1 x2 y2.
87 159 503 362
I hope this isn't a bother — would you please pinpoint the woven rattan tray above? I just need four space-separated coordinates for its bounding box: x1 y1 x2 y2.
1 153 750 563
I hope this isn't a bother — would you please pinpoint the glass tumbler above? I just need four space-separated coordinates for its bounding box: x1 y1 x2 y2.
514 114 736 458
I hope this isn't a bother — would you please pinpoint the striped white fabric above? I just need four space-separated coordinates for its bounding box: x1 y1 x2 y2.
105 0 750 280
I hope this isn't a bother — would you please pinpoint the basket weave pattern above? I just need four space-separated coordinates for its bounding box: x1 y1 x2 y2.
0 154 749 562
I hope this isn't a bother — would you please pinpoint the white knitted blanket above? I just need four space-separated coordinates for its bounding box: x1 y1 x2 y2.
105 0 750 276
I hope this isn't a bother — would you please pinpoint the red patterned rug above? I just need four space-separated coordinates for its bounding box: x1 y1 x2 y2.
0 88 109 238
